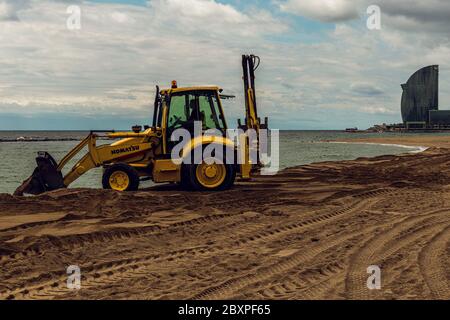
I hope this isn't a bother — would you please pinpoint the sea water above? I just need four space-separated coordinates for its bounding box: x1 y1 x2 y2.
0 130 428 194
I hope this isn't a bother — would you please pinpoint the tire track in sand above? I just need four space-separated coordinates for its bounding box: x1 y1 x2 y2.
1 198 372 300
245 261 346 300
418 225 450 299
345 208 450 300
0 193 271 261
1 187 399 262
0 211 246 262
190 224 383 300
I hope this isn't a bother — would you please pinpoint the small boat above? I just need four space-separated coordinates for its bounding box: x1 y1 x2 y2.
345 127 358 133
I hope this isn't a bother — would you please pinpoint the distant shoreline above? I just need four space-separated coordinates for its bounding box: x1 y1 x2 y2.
332 135 450 149
0 138 80 143
0 137 113 143
326 141 428 154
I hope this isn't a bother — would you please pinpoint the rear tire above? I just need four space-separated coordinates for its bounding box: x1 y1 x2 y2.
185 160 235 191
180 144 236 191
102 163 140 191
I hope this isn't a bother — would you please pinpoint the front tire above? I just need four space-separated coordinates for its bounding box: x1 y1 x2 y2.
102 163 140 191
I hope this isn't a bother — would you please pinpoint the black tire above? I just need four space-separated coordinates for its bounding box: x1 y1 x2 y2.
102 163 140 191
180 164 193 190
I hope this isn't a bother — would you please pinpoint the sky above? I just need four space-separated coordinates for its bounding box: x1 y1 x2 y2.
0 0 450 130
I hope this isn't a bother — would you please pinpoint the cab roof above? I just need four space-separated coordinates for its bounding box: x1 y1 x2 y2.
160 86 221 95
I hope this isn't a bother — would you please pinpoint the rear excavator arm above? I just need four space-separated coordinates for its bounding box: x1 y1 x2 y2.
238 54 268 178
239 54 268 133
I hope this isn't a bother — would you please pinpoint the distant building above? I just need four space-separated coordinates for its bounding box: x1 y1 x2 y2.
429 110 450 125
401 65 439 125
401 65 450 129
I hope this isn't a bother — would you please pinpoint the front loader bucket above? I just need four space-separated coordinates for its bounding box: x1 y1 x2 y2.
14 152 65 196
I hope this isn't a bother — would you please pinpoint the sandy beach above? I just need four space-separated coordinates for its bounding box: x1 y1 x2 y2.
0 136 449 300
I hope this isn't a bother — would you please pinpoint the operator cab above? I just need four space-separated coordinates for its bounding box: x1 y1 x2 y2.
153 83 229 152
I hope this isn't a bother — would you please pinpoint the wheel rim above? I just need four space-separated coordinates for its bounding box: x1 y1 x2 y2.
109 170 130 191
195 160 226 189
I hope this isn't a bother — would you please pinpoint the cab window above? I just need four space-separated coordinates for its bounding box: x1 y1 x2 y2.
167 94 189 130
167 91 225 132
198 93 225 130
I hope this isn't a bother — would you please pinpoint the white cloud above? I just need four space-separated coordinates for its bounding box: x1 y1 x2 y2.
0 0 29 21
0 0 288 119
279 0 359 22
360 106 397 115
149 0 287 37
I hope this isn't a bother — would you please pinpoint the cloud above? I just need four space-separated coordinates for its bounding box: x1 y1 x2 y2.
0 0 289 120
350 83 384 96
149 0 287 37
278 0 450 34
279 0 360 22
360 106 397 115
374 0 450 34
0 0 29 21
1 0 450 130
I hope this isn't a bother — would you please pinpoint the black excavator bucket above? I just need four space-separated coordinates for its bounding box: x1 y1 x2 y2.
14 152 65 196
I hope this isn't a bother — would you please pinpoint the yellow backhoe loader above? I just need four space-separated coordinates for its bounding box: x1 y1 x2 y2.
15 54 268 196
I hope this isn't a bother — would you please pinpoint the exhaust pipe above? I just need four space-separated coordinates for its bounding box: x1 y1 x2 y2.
14 152 66 196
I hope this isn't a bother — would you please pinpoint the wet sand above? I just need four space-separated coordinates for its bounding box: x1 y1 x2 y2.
0 136 449 300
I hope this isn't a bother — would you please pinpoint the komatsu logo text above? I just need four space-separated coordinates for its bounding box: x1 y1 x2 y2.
111 145 140 155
